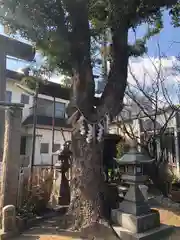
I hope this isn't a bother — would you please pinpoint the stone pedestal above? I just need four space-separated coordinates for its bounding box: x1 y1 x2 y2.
112 185 173 239
113 224 173 240
112 209 160 234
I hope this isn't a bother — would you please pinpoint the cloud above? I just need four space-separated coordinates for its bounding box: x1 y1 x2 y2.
128 56 180 86
97 56 180 105
127 56 180 104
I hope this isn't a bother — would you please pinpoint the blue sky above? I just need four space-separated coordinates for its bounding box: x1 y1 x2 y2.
1 10 180 75
129 11 180 57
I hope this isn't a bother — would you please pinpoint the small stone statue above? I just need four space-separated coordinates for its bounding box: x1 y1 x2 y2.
2 205 16 234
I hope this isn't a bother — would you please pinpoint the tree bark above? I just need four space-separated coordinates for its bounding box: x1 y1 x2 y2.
65 131 107 230
62 131 120 239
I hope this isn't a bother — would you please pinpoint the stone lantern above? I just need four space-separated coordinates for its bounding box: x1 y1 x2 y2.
112 144 173 240
114 146 153 216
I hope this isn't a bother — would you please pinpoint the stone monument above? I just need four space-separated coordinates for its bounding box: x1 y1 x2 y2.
0 205 18 239
112 144 173 240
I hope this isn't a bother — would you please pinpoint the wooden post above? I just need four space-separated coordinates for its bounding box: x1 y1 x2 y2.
29 82 39 182
0 106 23 210
51 97 56 169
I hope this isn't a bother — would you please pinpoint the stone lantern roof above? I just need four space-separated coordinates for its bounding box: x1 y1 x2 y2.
114 147 154 165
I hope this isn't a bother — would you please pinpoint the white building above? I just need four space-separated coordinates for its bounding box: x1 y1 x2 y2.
110 104 180 173
5 69 72 166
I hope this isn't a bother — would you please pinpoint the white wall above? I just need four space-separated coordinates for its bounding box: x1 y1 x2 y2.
26 126 71 165
6 78 69 119
6 77 71 166
6 79 33 118
113 110 176 140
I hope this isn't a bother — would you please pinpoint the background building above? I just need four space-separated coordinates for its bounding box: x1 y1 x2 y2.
5 69 71 166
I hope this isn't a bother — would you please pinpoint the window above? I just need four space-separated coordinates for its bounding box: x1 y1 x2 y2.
6 91 12 103
53 144 61 152
20 136 26 155
21 94 29 104
55 102 65 118
40 143 49 154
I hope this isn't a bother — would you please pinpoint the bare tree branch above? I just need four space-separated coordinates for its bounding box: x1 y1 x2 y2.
116 51 179 160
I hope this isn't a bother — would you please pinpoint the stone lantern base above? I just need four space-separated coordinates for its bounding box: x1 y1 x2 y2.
112 209 161 233
111 185 173 239
112 223 173 240
112 194 174 239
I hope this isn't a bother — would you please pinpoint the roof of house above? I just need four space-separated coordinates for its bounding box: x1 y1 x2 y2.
0 34 35 61
6 69 23 81
38 81 70 100
22 115 71 129
6 69 71 100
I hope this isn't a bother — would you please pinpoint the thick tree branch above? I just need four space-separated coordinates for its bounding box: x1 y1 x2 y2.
141 0 178 9
127 0 178 26
139 0 178 20
63 0 95 117
97 23 129 119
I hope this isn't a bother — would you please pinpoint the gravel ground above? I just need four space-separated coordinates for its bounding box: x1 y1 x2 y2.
154 207 180 240
14 208 180 240
14 216 82 240
13 193 180 240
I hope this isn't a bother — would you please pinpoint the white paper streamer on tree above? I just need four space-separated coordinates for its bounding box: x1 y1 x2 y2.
86 124 94 143
97 123 104 142
77 111 105 143
104 114 110 133
79 116 86 135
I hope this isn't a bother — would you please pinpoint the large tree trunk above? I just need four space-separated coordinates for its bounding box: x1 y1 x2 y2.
63 131 119 239
66 132 106 229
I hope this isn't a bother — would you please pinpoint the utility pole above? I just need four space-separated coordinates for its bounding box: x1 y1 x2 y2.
30 81 39 181
51 96 56 169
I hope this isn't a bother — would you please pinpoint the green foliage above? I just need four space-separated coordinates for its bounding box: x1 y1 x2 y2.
17 171 53 218
21 76 38 90
20 66 51 90
170 1 180 27
1 0 179 77
116 141 130 158
60 76 72 88
128 40 147 57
